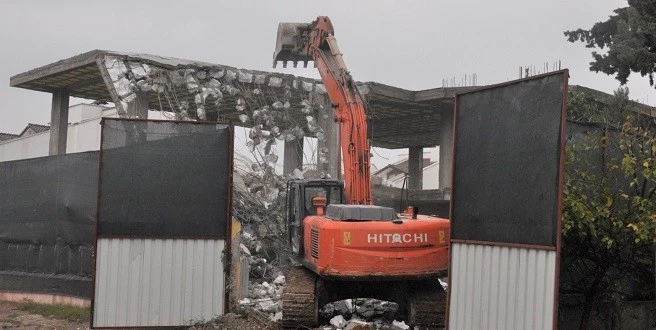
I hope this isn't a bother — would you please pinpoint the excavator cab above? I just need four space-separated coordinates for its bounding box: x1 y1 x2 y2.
285 179 343 255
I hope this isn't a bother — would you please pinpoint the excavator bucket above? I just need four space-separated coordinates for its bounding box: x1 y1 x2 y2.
273 22 313 68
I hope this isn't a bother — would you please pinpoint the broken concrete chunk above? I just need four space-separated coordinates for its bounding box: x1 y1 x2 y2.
123 93 137 103
239 243 251 256
315 83 327 94
207 78 221 89
104 57 128 82
301 80 313 92
271 311 282 322
268 76 283 87
254 74 266 84
129 62 148 80
209 69 224 79
186 75 199 92
238 71 253 83
391 320 409 330
197 106 206 120
258 300 278 313
136 80 150 91
114 77 132 97
344 319 374 330
273 275 285 285
330 315 347 328
225 70 236 82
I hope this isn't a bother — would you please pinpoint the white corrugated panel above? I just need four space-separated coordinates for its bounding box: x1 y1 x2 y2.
93 238 225 327
448 243 556 330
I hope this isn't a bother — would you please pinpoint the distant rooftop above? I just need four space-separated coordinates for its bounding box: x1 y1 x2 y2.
19 123 50 136
0 133 19 141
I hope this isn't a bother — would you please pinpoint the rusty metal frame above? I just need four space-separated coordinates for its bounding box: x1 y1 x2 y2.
90 117 235 328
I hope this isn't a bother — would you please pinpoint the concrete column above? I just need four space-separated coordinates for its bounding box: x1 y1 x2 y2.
127 91 149 118
283 138 304 175
408 146 423 190
48 90 70 156
439 109 454 195
317 110 341 179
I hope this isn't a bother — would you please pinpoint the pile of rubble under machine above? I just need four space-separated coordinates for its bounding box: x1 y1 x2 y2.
231 167 446 330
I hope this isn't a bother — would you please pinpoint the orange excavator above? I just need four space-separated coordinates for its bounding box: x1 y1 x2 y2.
273 16 450 328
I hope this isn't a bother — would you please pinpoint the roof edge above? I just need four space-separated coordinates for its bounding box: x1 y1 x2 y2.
10 49 107 87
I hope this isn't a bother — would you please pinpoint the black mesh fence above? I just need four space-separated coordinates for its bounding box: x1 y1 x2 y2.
451 72 567 247
97 119 233 238
0 151 98 298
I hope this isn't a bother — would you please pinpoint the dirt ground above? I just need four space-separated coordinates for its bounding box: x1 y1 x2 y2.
0 301 273 330
0 301 89 330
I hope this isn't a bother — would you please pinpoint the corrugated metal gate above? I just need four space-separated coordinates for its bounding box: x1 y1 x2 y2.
91 119 233 328
447 71 568 330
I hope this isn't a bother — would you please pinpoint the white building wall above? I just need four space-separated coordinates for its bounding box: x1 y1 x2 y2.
0 106 173 163
423 162 439 189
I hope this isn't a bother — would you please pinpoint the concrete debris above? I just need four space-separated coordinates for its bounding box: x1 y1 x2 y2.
439 278 448 290
301 80 313 92
391 320 410 330
239 243 251 256
315 83 327 94
273 275 285 285
225 69 237 82
238 71 253 83
257 300 279 313
268 77 283 87
330 315 347 328
344 319 374 330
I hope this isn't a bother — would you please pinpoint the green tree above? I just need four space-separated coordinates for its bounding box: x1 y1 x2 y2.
564 0 656 88
562 88 656 329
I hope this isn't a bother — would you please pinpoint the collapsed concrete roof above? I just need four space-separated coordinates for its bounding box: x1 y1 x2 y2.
15 50 651 149
10 50 472 149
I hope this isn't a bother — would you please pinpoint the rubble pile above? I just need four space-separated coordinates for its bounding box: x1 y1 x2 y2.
102 55 348 177
320 315 413 330
237 275 286 322
320 299 400 321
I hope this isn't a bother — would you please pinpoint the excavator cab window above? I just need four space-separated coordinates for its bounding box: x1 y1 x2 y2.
304 186 342 216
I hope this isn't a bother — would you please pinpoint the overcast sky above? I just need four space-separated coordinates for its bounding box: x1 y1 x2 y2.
1 0 653 166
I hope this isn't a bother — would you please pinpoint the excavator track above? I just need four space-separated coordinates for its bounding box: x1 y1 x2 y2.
407 281 447 329
282 266 318 329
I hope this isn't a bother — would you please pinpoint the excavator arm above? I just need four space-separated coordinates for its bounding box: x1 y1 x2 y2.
273 16 372 205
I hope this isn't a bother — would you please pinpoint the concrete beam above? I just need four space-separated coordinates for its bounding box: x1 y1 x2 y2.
317 110 340 179
48 90 69 156
439 109 454 197
283 138 304 175
408 146 423 190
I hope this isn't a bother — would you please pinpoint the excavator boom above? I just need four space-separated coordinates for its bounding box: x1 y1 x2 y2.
273 16 372 205
274 17 449 329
